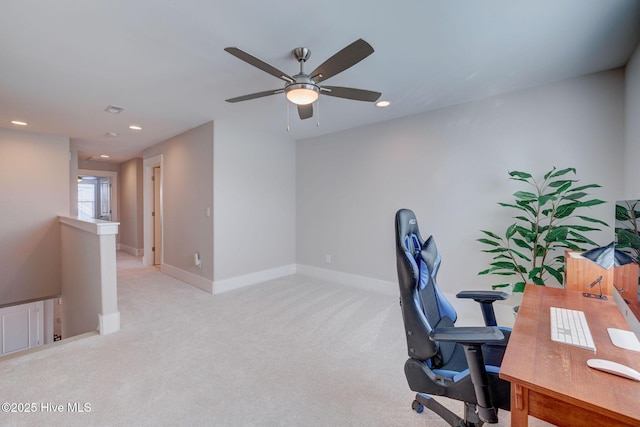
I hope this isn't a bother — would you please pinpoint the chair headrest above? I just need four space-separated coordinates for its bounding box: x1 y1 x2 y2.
396 209 422 254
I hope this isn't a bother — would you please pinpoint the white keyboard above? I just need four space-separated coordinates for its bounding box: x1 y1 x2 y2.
550 307 596 351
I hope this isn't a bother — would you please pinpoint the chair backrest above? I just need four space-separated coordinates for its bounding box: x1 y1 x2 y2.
395 209 458 363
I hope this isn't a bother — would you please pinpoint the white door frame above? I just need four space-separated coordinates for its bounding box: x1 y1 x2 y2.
143 155 163 266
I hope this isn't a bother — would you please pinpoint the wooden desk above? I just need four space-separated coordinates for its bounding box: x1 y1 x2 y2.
500 285 640 426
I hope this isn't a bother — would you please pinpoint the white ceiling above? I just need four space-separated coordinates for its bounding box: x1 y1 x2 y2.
1 1 639 163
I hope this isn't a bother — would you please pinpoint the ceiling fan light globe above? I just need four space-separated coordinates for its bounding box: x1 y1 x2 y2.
285 84 319 105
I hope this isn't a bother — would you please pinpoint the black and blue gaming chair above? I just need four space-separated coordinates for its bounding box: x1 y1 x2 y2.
395 209 512 426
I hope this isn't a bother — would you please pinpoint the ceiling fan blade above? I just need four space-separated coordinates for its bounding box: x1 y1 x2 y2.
224 47 294 83
311 39 374 83
321 86 381 102
225 89 283 103
298 104 313 120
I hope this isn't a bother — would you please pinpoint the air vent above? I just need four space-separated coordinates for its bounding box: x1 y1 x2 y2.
104 104 125 114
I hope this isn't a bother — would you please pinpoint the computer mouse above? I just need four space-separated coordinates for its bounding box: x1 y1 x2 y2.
587 358 640 381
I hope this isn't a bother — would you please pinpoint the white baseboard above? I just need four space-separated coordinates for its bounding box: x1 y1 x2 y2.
214 264 296 294
99 311 120 335
117 244 143 257
162 263 214 294
296 264 398 296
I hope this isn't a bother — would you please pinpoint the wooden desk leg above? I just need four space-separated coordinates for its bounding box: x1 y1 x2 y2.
511 383 529 426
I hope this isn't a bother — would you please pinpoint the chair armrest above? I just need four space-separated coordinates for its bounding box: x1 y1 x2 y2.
430 325 504 424
456 291 509 327
456 290 509 302
429 326 505 344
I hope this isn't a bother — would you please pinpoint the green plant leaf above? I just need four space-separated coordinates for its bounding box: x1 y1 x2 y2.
545 227 568 242
513 238 533 250
565 225 600 232
548 179 575 188
543 265 564 284
490 261 518 270
515 200 537 215
509 170 532 180
564 192 587 201
568 184 601 192
538 194 557 205
550 180 572 194
507 248 532 262
514 191 537 200
531 276 545 286
515 225 534 238
576 216 608 226
505 224 517 239
616 204 631 221
513 282 527 292
543 167 557 180
554 204 577 218
480 230 502 240
514 215 533 223
549 167 576 178
572 199 606 208
491 283 512 290
567 231 597 246
498 202 529 212
482 247 509 254
617 229 640 249
478 238 500 246
528 267 542 279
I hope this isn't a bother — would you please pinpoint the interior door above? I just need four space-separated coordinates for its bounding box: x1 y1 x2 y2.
153 166 162 265
0 302 43 355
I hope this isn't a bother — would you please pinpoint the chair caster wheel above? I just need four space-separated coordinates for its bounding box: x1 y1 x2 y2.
412 400 424 413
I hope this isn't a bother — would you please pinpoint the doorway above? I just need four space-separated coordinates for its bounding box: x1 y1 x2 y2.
143 155 163 267
153 166 162 265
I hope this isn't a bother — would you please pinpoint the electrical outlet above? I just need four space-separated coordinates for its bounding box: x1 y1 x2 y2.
325 254 331 263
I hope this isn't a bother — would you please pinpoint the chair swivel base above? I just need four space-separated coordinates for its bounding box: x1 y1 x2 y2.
412 393 486 427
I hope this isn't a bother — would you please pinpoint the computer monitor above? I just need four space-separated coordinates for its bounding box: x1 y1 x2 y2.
611 199 640 350
613 286 640 335
614 199 640 300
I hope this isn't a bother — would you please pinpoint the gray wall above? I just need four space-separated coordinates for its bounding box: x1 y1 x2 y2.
213 122 296 280
144 122 215 281
626 43 640 197
0 128 70 305
119 157 144 252
296 69 625 294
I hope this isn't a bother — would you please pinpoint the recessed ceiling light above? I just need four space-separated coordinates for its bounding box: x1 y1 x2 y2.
100 154 110 158
11 120 27 126
104 105 125 114
129 125 142 131
376 100 391 108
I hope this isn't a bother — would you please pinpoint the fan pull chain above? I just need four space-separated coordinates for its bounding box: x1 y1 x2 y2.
286 99 291 132
316 97 320 127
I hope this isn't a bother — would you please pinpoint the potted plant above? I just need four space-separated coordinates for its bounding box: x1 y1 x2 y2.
478 167 608 293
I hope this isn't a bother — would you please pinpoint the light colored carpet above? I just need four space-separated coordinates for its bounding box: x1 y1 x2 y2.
0 252 552 426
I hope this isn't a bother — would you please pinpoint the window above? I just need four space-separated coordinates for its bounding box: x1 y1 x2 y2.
78 176 111 220
78 181 96 219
